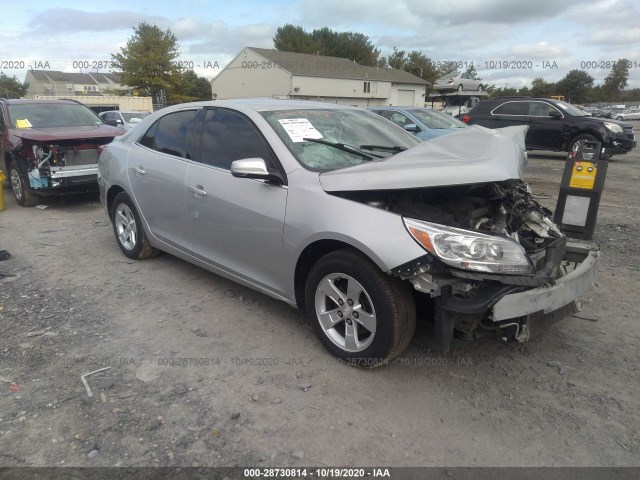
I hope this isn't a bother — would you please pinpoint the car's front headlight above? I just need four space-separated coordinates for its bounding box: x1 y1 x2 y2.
604 122 623 134
404 218 533 275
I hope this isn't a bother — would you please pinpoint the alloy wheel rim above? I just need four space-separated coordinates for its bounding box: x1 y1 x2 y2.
115 203 137 250
314 273 377 353
10 170 23 201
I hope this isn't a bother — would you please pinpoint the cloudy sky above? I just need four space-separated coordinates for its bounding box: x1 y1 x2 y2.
2 0 639 89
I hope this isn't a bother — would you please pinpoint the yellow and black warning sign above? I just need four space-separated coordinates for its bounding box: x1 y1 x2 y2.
569 161 597 190
554 141 609 240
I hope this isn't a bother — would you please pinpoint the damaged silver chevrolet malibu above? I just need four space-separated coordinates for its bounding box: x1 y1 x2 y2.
98 99 600 366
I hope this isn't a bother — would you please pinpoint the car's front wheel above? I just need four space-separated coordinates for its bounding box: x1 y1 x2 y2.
305 249 416 367
9 162 40 207
457 84 464 91
616 116 623 121
110 191 159 260
477 84 483 91
568 133 597 153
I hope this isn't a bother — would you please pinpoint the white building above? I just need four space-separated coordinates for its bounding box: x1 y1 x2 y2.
210 47 428 107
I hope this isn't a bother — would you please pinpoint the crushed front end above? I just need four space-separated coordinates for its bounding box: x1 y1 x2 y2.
342 180 600 351
11 137 113 194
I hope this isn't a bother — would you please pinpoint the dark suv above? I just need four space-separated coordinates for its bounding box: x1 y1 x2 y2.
462 96 636 155
1 98 124 207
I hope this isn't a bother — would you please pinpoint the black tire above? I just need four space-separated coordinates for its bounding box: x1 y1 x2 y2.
457 84 464 91
305 249 416 367
8 162 40 207
477 84 483 91
616 116 623 121
110 191 159 260
568 134 597 153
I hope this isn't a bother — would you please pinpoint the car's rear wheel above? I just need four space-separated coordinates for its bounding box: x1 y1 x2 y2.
110 191 159 260
457 84 464 91
616 116 623 120
9 162 40 207
305 249 416 367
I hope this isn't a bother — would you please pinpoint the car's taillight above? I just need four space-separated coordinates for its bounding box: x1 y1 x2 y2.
462 115 471 123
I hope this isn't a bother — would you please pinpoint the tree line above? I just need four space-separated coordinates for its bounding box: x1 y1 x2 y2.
0 23 636 104
274 24 637 104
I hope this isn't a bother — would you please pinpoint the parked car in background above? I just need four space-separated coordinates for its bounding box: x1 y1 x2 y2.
439 95 482 117
433 72 482 92
369 106 468 141
99 110 152 130
433 72 483 92
0 98 124 207
462 96 636 155
98 99 600 364
594 106 625 119
613 110 640 121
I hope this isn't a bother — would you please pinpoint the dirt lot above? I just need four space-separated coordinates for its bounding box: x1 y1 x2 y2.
1 127 639 469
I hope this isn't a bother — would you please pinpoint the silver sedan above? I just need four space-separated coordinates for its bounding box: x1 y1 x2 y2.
98 99 599 366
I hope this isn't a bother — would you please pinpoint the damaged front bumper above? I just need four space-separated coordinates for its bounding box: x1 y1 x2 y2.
393 239 600 350
492 241 599 321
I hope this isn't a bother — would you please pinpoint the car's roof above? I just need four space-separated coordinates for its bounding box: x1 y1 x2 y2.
369 106 435 111
100 110 151 114
1 98 84 105
165 98 357 113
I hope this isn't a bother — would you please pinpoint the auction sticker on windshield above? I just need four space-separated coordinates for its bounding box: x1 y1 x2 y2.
278 118 323 142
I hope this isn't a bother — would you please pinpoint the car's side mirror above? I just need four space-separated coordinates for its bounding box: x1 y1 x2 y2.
231 158 284 185
105 119 119 127
403 123 420 133
549 110 562 119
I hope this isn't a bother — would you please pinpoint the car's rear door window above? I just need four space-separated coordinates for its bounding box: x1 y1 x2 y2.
492 102 528 116
138 110 198 159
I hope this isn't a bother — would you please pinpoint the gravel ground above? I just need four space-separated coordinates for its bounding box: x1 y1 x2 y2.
0 128 639 469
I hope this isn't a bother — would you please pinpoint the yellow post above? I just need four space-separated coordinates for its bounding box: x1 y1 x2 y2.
0 170 6 211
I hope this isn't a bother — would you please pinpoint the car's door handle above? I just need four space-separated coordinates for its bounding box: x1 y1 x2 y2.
189 185 207 197
134 166 145 175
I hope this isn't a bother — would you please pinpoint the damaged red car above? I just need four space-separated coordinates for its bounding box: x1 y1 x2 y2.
0 98 124 207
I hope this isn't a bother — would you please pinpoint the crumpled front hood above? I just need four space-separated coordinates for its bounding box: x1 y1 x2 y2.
320 125 528 192
11 125 124 142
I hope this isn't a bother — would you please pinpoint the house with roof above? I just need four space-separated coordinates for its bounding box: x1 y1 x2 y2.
24 70 125 96
210 47 428 107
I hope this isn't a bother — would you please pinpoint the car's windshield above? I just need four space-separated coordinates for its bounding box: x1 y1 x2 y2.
122 112 151 123
408 109 467 129
9 103 103 128
554 100 589 117
261 109 420 171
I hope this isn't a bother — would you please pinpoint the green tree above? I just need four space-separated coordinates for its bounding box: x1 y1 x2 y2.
603 59 630 100
0 72 29 98
169 70 212 104
405 51 438 81
273 25 380 66
465 64 479 79
557 70 593 103
111 22 182 104
273 24 315 54
530 77 555 98
385 47 406 70
436 61 459 76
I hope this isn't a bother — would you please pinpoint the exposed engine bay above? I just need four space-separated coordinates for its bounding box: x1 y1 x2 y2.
335 180 585 347
339 179 563 257
13 138 111 190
